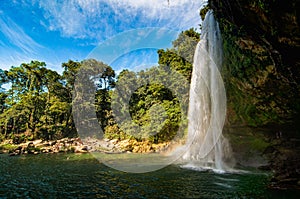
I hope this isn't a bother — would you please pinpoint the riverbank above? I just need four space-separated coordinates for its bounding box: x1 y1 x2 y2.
0 137 172 156
0 138 88 156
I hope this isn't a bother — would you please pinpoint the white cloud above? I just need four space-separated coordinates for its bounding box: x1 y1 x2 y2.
0 14 48 70
0 51 33 70
0 11 85 71
32 0 206 43
0 48 65 72
0 14 44 55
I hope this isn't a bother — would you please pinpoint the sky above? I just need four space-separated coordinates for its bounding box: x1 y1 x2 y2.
0 0 205 73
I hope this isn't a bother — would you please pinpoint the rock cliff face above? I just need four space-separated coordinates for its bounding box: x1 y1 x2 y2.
209 0 300 126
208 0 300 189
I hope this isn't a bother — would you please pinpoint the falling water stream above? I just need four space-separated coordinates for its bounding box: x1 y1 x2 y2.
182 10 233 172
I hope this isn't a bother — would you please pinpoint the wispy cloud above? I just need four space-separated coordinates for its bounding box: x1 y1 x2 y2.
0 14 43 54
0 10 85 71
0 51 33 70
0 13 47 69
31 0 205 44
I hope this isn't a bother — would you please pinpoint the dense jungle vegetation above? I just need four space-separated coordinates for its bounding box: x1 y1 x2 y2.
0 29 200 144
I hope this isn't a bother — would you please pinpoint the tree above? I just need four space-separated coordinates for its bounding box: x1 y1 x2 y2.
0 60 77 140
111 67 187 143
0 61 47 138
158 28 200 82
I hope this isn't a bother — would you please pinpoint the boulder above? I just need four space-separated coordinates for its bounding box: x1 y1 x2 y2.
74 146 88 153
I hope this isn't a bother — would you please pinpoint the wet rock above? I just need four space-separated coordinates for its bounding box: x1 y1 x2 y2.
49 141 57 146
81 145 88 151
2 137 173 156
9 152 18 156
14 150 21 155
33 140 43 145
110 139 118 144
74 146 88 153
27 142 34 148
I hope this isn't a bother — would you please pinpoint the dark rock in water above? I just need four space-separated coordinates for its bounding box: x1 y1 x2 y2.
9 152 18 156
28 149 35 154
15 146 22 152
14 150 20 155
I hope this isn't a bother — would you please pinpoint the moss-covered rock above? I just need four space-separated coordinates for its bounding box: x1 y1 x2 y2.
208 0 300 126
208 0 300 189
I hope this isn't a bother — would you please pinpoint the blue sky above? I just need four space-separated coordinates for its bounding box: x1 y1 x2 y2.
0 0 205 73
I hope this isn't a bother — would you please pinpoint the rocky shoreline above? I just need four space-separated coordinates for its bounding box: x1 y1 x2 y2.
83 137 171 154
0 138 89 156
0 137 172 156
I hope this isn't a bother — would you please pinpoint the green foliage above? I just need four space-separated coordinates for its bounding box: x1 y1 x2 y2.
0 28 197 144
62 60 81 93
219 17 297 126
129 83 182 142
0 92 7 114
110 65 189 143
0 60 80 140
211 0 300 127
71 59 116 138
200 5 210 21
0 143 18 152
158 28 199 82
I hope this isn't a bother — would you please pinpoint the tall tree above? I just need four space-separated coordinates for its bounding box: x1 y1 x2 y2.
158 28 200 82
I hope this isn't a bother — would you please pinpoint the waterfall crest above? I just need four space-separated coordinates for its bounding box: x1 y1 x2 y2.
181 10 233 172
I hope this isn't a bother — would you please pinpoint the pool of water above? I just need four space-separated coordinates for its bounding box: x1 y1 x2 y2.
0 153 299 198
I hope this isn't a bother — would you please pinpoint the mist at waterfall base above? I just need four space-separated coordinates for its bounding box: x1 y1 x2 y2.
178 10 234 173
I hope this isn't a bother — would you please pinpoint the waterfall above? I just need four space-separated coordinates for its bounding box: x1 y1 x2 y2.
181 10 233 172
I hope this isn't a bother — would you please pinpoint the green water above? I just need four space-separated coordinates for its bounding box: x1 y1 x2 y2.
0 153 299 198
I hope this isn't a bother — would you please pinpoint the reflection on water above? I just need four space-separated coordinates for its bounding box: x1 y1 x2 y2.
0 153 299 198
